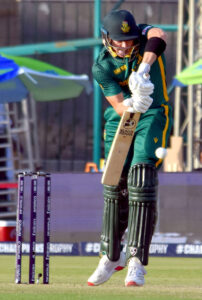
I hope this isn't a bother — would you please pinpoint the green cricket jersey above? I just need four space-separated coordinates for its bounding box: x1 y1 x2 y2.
92 24 173 169
93 24 169 107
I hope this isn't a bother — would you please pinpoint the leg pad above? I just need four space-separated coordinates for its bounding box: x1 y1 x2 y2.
127 163 158 265
100 176 128 261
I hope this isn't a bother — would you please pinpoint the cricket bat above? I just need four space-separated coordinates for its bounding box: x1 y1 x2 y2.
101 111 141 186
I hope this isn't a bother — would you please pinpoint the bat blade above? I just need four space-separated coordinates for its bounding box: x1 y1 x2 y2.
101 111 140 186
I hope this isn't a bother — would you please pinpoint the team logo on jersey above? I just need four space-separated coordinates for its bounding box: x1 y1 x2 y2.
154 137 159 143
121 21 130 33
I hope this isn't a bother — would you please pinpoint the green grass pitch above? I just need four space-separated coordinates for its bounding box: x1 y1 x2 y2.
0 255 202 300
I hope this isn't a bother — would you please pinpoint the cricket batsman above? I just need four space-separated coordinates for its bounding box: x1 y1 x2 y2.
87 9 173 287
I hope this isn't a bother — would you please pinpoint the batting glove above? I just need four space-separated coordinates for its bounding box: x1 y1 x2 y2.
123 94 153 114
129 63 154 96
131 93 153 113
123 98 136 113
137 62 151 76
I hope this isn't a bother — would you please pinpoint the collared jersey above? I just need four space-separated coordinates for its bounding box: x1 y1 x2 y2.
92 24 169 108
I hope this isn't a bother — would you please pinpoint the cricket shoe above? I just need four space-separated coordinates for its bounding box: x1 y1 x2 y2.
87 251 126 286
125 257 147 287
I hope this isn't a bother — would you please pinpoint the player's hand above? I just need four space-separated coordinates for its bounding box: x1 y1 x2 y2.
137 62 151 75
131 93 153 113
129 71 154 96
123 94 153 114
129 63 154 96
123 98 136 112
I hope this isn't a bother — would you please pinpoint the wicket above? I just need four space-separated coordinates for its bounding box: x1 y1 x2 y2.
15 172 51 284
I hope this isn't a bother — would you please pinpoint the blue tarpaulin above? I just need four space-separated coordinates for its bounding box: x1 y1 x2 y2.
0 55 19 82
0 56 28 102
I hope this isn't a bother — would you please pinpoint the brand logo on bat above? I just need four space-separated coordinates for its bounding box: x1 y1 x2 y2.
119 129 133 136
123 119 136 129
119 118 137 136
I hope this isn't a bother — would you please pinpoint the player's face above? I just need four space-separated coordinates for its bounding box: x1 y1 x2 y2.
110 39 135 58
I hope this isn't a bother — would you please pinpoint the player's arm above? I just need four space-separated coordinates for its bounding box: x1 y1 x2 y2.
136 27 167 76
93 61 152 117
141 27 167 67
129 27 167 96
106 93 127 116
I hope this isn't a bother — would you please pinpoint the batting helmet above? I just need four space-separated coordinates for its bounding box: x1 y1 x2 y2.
101 10 139 41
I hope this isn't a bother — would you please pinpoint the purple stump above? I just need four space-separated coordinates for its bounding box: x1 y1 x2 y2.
43 174 51 284
29 174 38 284
15 173 25 284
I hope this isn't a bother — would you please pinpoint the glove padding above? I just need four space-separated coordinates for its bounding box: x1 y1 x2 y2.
138 62 151 75
123 94 153 114
129 71 154 96
129 63 154 96
132 93 153 113
123 98 135 113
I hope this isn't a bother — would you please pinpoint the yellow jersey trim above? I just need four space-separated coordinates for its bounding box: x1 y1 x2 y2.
155 104 170 168
119 80 129 86
114 65 127 75
158 56 169 102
